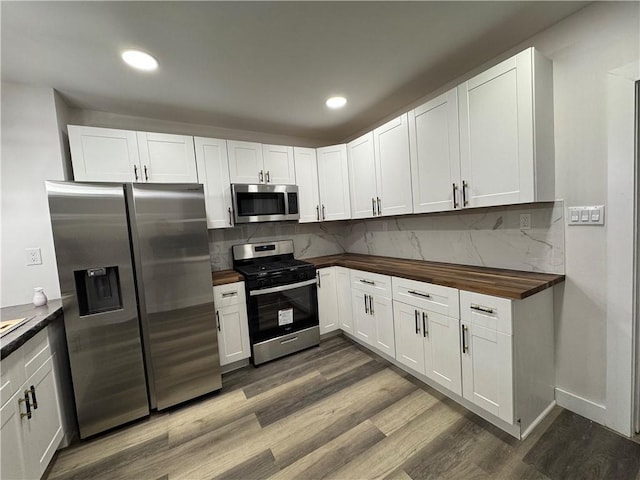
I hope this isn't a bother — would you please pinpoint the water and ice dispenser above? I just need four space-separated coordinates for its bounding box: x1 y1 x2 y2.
74 266 123 316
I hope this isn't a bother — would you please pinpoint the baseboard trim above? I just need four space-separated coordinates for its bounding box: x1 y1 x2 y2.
555 387 606 425
521 400 556 440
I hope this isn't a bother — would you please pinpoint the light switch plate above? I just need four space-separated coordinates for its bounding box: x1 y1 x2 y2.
568 206 605 226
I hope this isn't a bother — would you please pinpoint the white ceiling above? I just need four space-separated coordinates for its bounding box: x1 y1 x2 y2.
1 1 588 143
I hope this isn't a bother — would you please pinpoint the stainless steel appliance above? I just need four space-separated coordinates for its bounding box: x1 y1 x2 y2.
233 240 319 365
47 181 221 439
231 184 299 223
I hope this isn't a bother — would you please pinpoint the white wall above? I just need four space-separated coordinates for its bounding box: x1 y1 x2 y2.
1 82 67 307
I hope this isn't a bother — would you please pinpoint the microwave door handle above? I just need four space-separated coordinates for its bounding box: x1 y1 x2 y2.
249 278 317 296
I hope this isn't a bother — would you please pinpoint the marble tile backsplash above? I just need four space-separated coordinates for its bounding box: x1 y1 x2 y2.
208 201 565 274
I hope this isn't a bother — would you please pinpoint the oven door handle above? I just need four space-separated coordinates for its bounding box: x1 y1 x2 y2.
249 278 317 296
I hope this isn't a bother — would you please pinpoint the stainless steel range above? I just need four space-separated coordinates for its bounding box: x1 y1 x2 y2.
233 240 319 365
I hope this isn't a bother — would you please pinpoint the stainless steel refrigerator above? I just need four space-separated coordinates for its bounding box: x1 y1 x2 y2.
47 181 221 439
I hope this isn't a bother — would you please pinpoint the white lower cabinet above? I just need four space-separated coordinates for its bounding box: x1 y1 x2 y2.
213 282 250 367
0 329 64 480
335 267 353 334
317 268 339 335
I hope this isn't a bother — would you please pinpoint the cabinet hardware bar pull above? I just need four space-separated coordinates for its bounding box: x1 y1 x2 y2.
19 391 31 419
364 294 369 314
407 290 431 299
216 311 221 331
266 171 270 183
134 165 139 181
221 291 237 297
372 198 376 216
316 205 320 221
281 336 298 344
462 180 468 207
452 183 458 208
322 204 326 220
228 207 233 225
422 312 428 338
415 310 419 334
359 279 375 285
317 271 321 288
144 165 149 182
461 324 469 353
259 170 264 182
30 385 38 409
470 304 495 314
377 197 381 215
369 295 374 315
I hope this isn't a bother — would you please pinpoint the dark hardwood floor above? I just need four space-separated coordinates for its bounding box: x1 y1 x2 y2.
45 335 640 480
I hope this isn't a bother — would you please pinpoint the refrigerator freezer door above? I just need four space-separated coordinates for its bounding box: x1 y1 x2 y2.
128 183 221 410
46 181 149 439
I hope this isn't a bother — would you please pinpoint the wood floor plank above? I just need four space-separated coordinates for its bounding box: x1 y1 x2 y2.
213 449 279 480
370 388 440 436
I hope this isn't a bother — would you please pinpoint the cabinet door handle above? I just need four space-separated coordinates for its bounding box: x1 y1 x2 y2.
228 207 233 226
30 385 38 410
144 165 149 182
369 295 374 315
422 312 428 338
266 171 270 183
359 279 375 285
221 291 237 297
461 324 468 354
322 204 326 220
452 183 458 209
316 205 320 221
462 180 468 207
470 304 495 314
19 391 32 419
414 309 419 334
364 294 369 314
317 271 321 288
259 170 264 183
407 290 431 299
133 165 139 181
216 311 221 331
372 198 376 216
377 197 381 215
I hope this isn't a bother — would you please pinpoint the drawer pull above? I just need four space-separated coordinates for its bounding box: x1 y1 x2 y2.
359 279 375 285
422 312 428 338
470 304 495 314
408 290 431 299
30 385 38 410
222 291 238 297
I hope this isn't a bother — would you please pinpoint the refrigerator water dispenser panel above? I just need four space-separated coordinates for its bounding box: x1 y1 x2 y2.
74 266 122 316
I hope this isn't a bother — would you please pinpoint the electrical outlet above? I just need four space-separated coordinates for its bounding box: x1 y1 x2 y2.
25 248 42 266
519 214 531 230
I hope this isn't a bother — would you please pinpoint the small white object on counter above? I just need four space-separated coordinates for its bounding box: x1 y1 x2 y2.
32 287 48 306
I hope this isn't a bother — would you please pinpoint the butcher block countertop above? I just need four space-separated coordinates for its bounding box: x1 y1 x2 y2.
212 269 244 287
305 253 565 300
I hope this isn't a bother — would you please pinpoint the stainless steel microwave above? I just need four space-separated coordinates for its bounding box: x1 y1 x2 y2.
231 184 300 224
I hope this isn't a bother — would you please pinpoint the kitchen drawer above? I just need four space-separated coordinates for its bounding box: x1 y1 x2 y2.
460 291 513 335
0 352 25 407
213 281 245 308
23 329 51 379
392 277 459 318
350 270 392 297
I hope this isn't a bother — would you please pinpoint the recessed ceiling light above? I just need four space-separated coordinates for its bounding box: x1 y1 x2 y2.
121 50 158 71
325 96 347 109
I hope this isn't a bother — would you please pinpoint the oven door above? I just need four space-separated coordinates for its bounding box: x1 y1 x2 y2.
247 278 318 343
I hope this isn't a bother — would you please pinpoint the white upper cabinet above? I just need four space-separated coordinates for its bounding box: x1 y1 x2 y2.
262 144 296 184
347 132 377 219
348 114 413 219
195 137 233 229
293 147 321 223
458 48 554 207
316 144 351 221
136 132 198 183
227 140 264 184
68 126 198 183
373 113 413 216
408 89 461 213
68 125 140 182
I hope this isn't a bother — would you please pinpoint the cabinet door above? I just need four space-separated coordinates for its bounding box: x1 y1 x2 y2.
216 304 251 366
263 145 296 184
373 114 413 216
461 322 514 423
335 267 353 334
68 125 140 182
317 268 339 335
392 301 425 375
317 144 351 221
136 132 198 183
23 355 64 479
1 389 28 480
352 290 375 347
347 132 377 219
294 147 320 223
372 295 395 357
423 312 462 395
458 49 534 207
227 140 264 184
409 89 461 213
194 137 233 229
